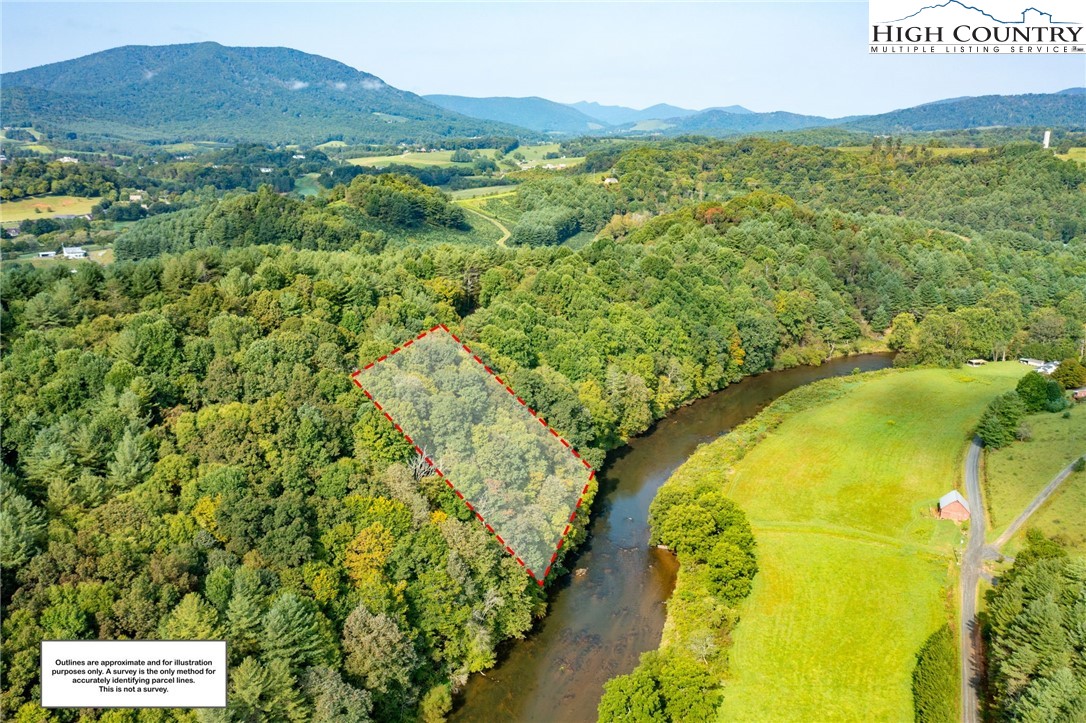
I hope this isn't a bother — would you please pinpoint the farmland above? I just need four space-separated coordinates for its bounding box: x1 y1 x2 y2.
985 405 1086 553
657 364 1022 720
1056 147 1086 163
348 143 585 169
348 149 495 168
0 194 97 222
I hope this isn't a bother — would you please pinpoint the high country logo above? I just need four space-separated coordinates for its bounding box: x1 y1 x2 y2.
870 0 1085 53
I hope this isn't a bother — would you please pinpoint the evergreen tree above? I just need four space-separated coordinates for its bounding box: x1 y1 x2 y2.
226 591 264 659
262 593 330 670
108 429 153 491
0 488 46 567
911 626 956 723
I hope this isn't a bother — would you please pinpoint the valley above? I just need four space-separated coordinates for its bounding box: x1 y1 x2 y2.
1 22 1084 723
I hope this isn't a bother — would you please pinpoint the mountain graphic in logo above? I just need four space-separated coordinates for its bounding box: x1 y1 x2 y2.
885 0 1074 24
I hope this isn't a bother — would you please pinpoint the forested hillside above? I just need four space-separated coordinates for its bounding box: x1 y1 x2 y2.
2 138 1085 721
0 43 534 145
606 140 1086 241
844 90 1086 133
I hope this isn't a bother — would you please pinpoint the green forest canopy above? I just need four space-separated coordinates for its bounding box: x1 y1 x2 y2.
1 137 1084 722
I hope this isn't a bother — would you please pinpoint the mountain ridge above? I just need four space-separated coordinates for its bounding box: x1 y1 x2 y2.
1 42 537 145
424 95 606 134
3 42 1083 145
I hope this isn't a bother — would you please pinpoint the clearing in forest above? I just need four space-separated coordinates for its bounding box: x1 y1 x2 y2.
985 407 1086 553
351 325 594 583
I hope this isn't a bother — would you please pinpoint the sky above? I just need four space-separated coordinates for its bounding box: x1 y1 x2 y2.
1 1 1083 117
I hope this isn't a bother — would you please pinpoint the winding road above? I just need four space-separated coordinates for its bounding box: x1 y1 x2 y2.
959 438 1084 723
456 193 515 247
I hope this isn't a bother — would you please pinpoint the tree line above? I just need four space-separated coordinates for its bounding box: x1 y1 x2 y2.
2 137 1085 721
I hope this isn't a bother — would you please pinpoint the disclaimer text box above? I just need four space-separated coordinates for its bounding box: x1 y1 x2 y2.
41 640 227 708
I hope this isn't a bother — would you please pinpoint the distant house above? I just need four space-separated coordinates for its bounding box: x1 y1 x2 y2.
129 193 143 202
937 490 970 522
603 177 619 185
292 154 306 160
38 251 56 258
1072 388 1086 402
966 359 986 367
1019 358 1044 367
259 167 273 173
62 246 87 259
57 156 79 164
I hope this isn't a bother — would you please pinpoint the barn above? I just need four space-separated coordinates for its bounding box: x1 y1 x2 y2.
937 490 970 521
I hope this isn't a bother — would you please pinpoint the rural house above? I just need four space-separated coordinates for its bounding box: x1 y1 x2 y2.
937 490 970 521
62 246 87 259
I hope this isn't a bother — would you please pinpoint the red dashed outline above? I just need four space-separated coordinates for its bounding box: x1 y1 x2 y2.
350 324 595 586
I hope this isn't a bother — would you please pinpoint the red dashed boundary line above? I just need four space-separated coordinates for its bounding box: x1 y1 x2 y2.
350 324 595 586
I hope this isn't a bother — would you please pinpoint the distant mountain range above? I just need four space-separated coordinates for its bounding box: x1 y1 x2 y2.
1 43 1083 145
603 89 1083 137
566 101 710 125
0 43 534 145
425 95 606 134
425 97 758 132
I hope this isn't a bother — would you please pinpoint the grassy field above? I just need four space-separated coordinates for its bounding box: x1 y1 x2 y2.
510 143 586 168
1056 147 1086 164
8 246 114 267
722 532 950 722
985 405 1086 552
348 143 584 170
348 149 498 168
448 185 517 200
699 363 1022 721
1 195 97 222
293 173 322 197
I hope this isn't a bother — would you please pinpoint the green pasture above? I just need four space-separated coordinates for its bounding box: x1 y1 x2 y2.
1056 147 1086 163
1 195 97 222
703 363 1021 720
985 405 1086 553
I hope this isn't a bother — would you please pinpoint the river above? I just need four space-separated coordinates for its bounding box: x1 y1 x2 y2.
452 353 894 722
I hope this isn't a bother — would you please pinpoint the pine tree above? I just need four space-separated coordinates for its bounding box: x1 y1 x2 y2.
160 593 222 640
226 591 264 659
108 429 153 491
0 488 47 567
262 592 328 670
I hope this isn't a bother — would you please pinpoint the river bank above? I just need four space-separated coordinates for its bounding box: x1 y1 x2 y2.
452 354 895 722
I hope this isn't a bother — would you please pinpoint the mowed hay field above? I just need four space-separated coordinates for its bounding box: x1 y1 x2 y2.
985 406 1086 553
0 195 97 222
348 149 499 168
1056 147 1086 164
713 363 1021 722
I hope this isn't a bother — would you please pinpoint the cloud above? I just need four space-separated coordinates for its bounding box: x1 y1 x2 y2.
143 69 157 80
288 79 309 90
333 81 347 91
360 78 385 91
